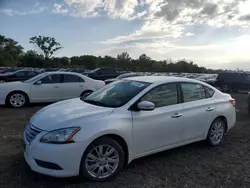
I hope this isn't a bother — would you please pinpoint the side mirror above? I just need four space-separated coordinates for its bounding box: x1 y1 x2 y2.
35 80 42 85
137 101 155 111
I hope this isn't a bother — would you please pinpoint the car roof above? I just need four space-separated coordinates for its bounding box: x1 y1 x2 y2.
44 71 83 76
125 76 201 84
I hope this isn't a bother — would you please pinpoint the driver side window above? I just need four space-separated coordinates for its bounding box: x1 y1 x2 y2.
141 83 178 108
39 74 61 84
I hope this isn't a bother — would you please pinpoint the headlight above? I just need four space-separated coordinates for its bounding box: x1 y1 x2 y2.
40 127 80 144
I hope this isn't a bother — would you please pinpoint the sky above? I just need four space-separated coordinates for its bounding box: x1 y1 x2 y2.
1 0 250 70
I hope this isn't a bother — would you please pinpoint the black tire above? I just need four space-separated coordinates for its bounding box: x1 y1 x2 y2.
6 91 29 108
80 137 125 182
80 90 93 99
206 118 226 146
0 80 6 83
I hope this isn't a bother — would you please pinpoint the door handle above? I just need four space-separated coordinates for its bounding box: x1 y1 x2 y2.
54 86 59 88
171 113 182 118
206 107 215 112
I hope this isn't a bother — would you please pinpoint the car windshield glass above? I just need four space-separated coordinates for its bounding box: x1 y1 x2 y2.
23 73 46 83
83 80 151 108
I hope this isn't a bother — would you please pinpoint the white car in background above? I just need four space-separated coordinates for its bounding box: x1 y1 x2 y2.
0 72 105 108
23 76 236 181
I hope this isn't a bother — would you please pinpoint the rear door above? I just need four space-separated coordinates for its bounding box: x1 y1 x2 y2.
60 74 86 99
179 82 217 142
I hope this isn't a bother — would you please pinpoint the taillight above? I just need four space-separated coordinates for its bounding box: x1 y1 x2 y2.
229 98 236 107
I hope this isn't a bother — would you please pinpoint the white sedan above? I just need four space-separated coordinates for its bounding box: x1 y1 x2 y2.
23 76 236 181
0 72 105 108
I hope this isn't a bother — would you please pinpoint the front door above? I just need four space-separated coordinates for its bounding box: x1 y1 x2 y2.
30 74 62 102
132 83 185 156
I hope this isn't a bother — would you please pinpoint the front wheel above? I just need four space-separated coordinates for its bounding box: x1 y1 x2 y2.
0 80 6 83
6 92 28 108
206 118 226 146
80 137 125 181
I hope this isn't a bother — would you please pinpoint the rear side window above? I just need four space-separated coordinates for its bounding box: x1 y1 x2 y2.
141 83 178 108
204 86 215 98
63 74 84 83
40 74 61 84
180 82 206 102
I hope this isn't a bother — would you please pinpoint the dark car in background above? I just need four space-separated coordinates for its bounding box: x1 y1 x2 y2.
85 67 122 81
214 72 250 92
104 72 140 84
0 70 40 83
248 92 250 114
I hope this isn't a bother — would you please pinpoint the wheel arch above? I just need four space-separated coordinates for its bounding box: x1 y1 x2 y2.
5 90 30 104
84 134 130 165
213 116 228 132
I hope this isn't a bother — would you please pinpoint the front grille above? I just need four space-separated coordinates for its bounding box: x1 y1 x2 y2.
25 123 42 144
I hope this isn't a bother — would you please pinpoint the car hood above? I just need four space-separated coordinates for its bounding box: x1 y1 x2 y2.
30 98 114 131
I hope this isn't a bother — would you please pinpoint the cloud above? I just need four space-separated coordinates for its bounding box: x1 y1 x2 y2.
186 32 194 36
52 3 68 14
239 14 250 21
102 0 250 45
0 2 47 16
62 0 148 20
200 3 218 16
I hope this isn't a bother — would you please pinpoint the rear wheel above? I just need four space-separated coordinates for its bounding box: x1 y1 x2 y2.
0 80 5 83
6 91 29 108
80 137 125 181
206 118 226 146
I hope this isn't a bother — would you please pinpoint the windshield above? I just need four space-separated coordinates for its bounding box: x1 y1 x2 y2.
83 80 151 108
23 73 46 83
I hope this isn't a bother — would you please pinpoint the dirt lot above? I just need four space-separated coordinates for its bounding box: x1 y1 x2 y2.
0 93 250 188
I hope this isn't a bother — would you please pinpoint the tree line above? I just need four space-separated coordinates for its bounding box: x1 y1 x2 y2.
0 34 221 73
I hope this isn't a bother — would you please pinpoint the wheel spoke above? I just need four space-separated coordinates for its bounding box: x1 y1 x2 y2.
105 164 113 173
104 147 115 157
96 166 104 177
87 153 98 161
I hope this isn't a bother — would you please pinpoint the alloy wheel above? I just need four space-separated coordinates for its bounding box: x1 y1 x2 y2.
209 120 225 145
85 145 119 179
9 93 26 108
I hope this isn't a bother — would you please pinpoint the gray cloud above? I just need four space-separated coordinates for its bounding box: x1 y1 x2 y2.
200 3 217 16
239 14 250 21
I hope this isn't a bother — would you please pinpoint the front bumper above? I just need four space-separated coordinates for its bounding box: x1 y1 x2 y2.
24 132 88 178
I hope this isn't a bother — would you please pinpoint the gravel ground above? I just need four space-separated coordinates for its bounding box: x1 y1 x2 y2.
0 93 250 188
